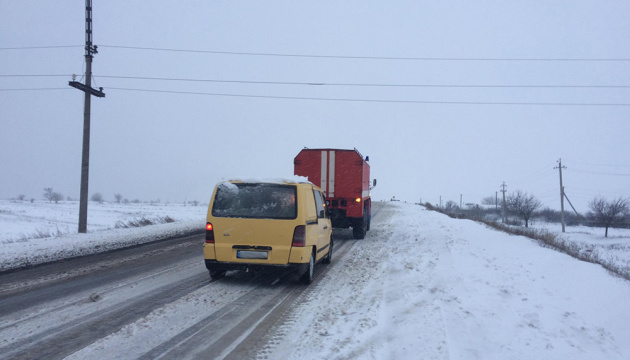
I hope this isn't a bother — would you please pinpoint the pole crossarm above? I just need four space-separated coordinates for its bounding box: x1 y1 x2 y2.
68 80 105 97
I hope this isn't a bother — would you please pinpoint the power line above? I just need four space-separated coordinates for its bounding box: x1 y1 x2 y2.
3 44 630 62
2 86 630 106
571 169 630 177
511 163 558 185
90 76 630 89
104 87 630 106
0 45 83 50
97 45 630 62
0 87 70 91
0 74 71 77
563 158 630 168
3 74 630 89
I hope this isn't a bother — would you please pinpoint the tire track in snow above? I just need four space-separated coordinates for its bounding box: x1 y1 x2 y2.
1 271 209 360
138 236 359 360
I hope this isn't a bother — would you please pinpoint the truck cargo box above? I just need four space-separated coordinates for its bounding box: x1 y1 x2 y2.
294 148 373 239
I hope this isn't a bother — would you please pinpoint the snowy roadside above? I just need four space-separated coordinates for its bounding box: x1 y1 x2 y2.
263 202 630 359
423 204 630 280
0 200 206 272
0 221 204 272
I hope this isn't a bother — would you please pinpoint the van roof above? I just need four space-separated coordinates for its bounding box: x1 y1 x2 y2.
223 176 313 185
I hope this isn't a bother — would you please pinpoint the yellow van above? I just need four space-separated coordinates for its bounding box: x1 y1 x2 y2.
204 179 333 284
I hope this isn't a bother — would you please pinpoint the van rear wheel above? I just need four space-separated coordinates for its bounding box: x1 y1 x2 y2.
209 270 226 280
300 251 315 284
323 237 333 264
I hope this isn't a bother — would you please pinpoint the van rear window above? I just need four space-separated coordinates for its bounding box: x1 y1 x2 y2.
212 183 297 219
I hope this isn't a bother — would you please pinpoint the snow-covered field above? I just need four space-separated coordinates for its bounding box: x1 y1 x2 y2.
2 200 630 359
531 222 630 269
0 200 206 271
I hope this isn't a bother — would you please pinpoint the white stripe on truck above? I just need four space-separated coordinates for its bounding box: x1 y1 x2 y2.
329 150 335 197
320 151 327 194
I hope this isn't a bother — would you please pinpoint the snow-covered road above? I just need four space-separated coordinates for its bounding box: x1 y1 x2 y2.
62 202 630 359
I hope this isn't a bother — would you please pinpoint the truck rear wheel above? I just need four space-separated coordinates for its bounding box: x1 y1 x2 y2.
353 217 367 239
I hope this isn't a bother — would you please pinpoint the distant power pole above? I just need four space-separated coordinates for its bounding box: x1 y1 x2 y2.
69 0 105 233
460 194 462 209
500 182 507 223
554 158 567 233
495 191 498 211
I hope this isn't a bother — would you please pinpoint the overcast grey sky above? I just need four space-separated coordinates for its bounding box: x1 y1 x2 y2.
1 0 629 212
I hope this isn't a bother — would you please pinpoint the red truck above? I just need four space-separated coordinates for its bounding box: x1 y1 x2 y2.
294 148 375 239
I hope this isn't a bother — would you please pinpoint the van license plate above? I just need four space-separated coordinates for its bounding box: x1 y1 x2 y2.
237 250 268 259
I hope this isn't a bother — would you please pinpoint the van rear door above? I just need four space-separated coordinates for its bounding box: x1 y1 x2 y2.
210 183 298 265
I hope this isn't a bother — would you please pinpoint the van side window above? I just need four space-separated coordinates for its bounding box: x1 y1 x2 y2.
313 190 326 219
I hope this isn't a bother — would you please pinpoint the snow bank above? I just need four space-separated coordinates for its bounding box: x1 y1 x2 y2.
0 220 203 272
0 200 206 272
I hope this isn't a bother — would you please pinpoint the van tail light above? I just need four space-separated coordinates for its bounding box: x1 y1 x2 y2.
205 222 215 243
292 225 306 247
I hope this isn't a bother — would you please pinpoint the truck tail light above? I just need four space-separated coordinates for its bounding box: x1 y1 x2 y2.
355 197 362 203
205 222 215 243
292 225 306 247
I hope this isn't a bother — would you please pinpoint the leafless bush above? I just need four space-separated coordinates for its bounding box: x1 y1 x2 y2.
91 193 104 204
43 188 63 203
114 216 176 229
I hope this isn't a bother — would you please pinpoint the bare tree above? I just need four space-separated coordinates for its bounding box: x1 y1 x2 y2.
481 196 496 207
114 193 123 204
507 190 542 227
51 192 63 204
43 188 54 203
91 192 104 204
587 197 629 237
16 194 26 201
444 200 459 213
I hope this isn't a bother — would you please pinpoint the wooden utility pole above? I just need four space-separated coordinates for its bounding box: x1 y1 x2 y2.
500 182 507 223
495 191 498 211
554 159 567 233
69 0 105 233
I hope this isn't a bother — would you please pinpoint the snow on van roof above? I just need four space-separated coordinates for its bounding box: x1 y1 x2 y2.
221 176 312 185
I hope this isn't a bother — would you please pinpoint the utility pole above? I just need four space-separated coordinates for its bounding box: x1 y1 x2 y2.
495 191 498 211
554 159 567 233
69 0 105 233
460 194 462 209
500 182 507 223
